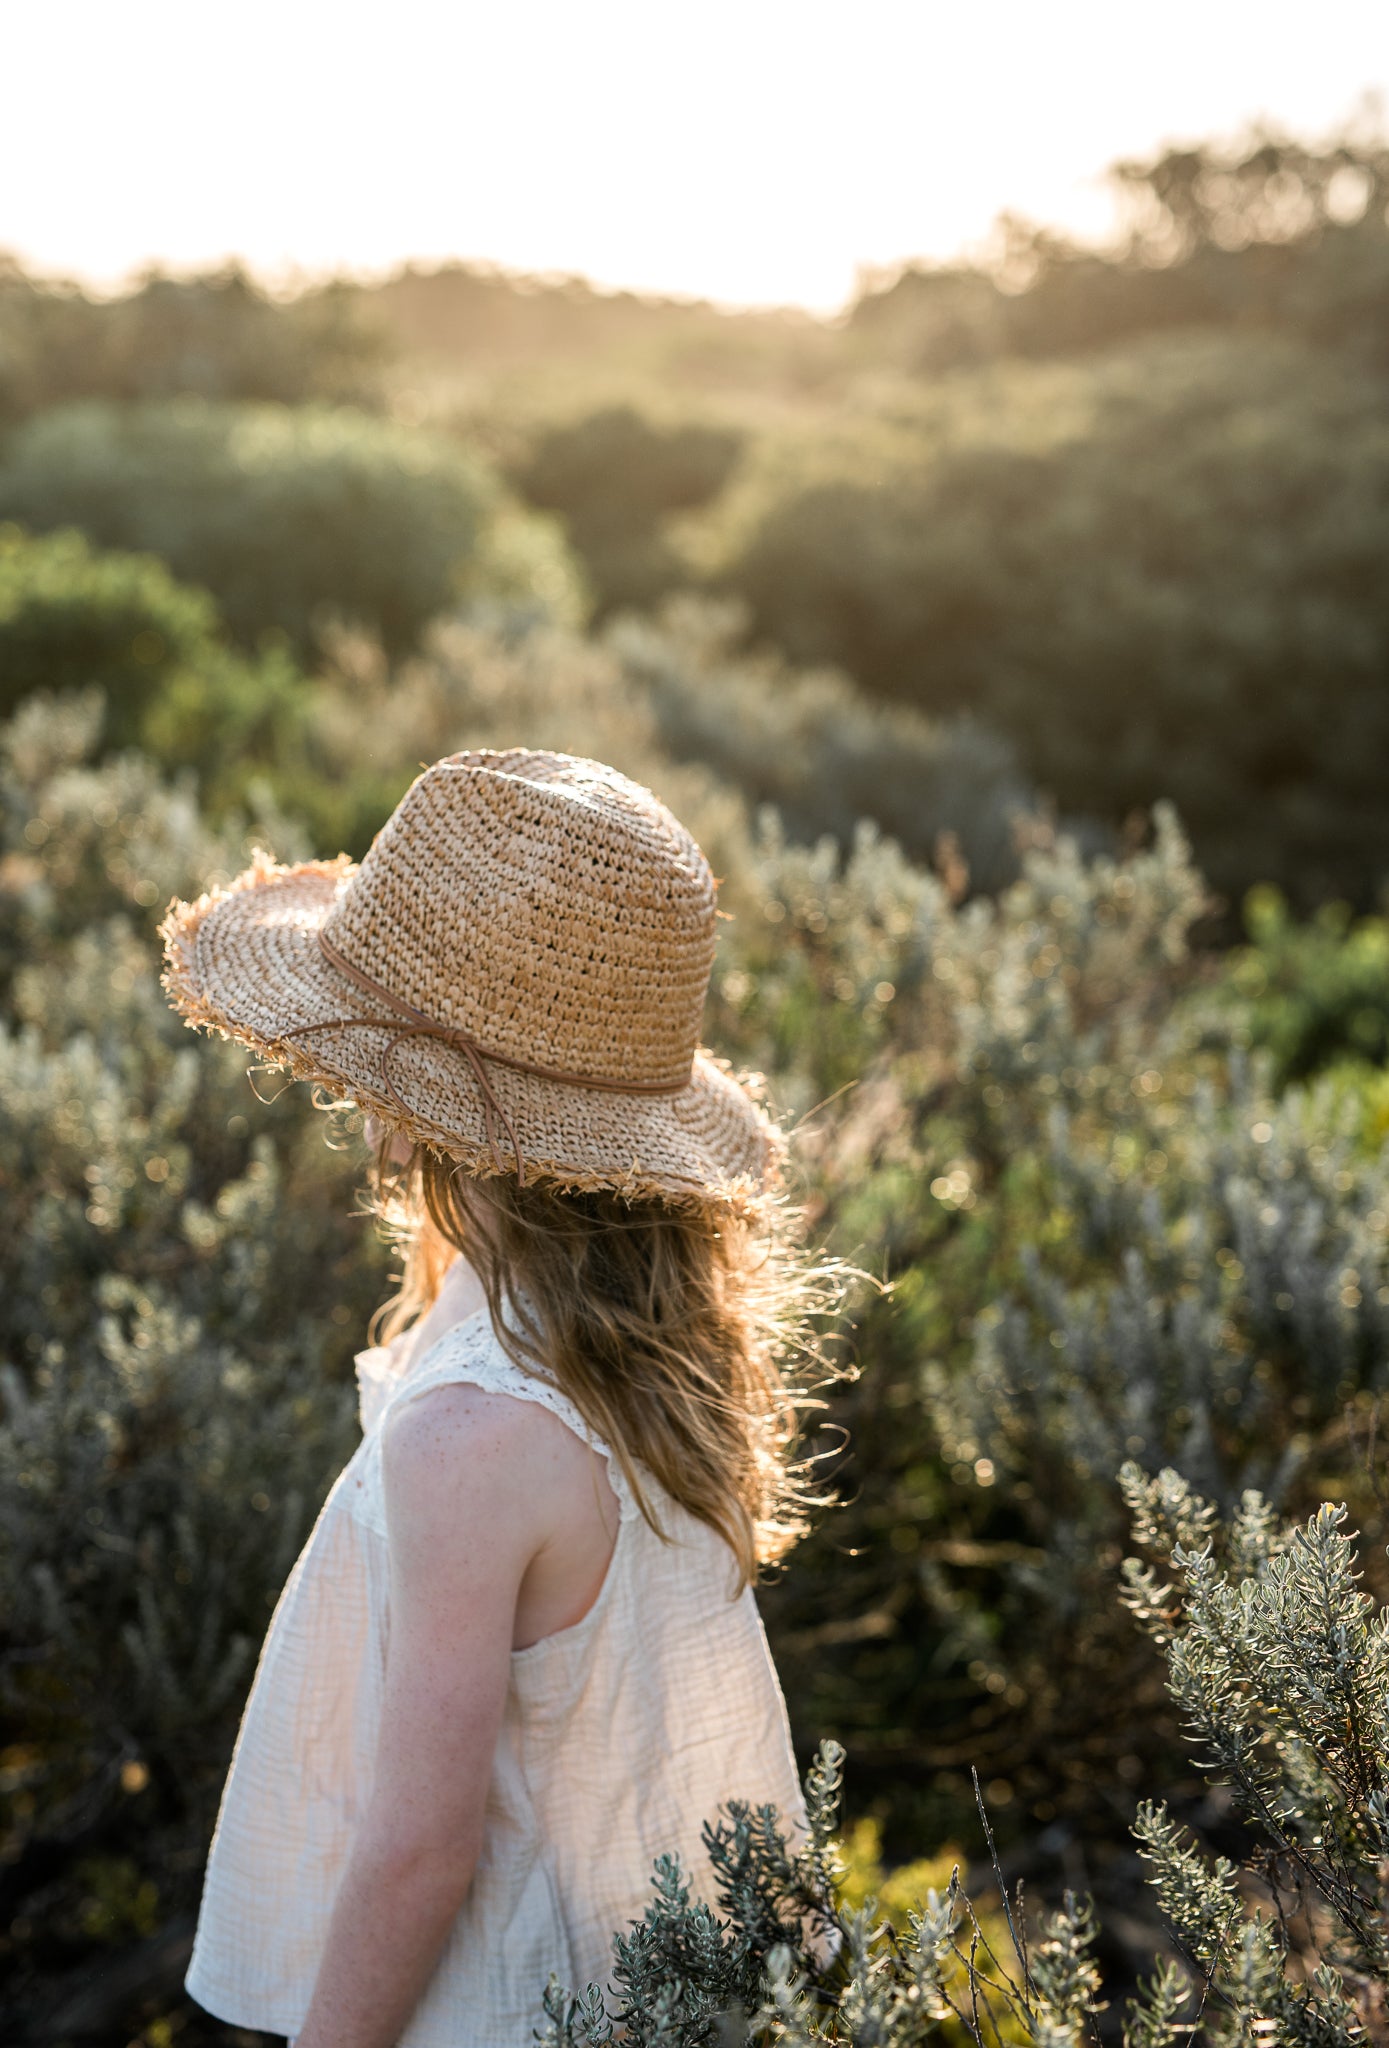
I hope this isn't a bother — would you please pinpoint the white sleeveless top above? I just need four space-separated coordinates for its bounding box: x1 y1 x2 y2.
184 1272 808 2045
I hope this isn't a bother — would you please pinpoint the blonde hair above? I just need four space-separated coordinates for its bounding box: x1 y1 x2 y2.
369 1144 846 1585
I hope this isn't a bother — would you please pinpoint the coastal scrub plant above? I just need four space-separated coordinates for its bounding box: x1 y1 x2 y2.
740 787 1389 1857
537 1733 1104 2048
1120 1466 1389 2047
541 1475 1389 2046
0 695 376 2014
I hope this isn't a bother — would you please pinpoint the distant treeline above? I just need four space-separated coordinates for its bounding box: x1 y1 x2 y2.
852 126 1389 371
5 126 1384 410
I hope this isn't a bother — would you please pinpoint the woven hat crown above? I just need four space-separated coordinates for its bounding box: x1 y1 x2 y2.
321 750 718 1088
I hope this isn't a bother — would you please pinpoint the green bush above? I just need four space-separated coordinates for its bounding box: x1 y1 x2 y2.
0 525 310 794
235 607 763 874
245 598 1032 889
702 335 1389 915
609 602 1033 896
0 702 383 2034
1204 884 1389 1088
511 404 744 614
0 399 578 655
0 525 220 729
5 671 1389 2038
712 803 1389 1876
548 1480 1389 2045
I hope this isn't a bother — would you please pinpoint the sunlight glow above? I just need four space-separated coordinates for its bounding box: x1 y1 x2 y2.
6 0 1386 309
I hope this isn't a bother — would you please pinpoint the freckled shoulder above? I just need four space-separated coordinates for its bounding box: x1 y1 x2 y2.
381 1378 558 1479
378 1382 570 1578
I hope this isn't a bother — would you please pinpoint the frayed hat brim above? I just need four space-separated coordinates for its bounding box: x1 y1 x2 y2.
161 854 785 1214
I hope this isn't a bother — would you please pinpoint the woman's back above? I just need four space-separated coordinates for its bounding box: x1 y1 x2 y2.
184 1262 809 2046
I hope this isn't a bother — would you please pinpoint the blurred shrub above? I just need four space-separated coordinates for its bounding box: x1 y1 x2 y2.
1202 883 1389 1088
702 334 1389 914
508 403 744 614
0 398 579 655
0 700 383 2031
718 804 1389 1876
0 260 384 426
0 526 221 730
0 525 310 797
609 600 1033 896
247 609 758 873
5 643 1389 2031
366 259 838 392
274 598 1034 893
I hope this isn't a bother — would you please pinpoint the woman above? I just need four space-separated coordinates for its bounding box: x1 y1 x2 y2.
160 747 837 2048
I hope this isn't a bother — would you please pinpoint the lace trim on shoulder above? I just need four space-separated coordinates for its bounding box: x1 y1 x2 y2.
354 1337 411 1436
391 1316 636 1519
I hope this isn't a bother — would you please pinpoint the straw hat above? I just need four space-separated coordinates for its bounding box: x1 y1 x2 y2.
160 749 784 1209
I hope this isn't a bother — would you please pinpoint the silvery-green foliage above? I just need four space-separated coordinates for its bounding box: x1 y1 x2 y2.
827 1899 962 2048
563 1478 1389 2048
755 789 1389 1847
715 796 1208 1120
537 1741 1104 2048
0 699 381 1993
277 597 1022 919
1123 1475 1389 2039
1128 1823 1365 2048
1128 1803 1243 1973
1121 1466 1221 1564
608 599 1033 897
610 1853 744 2046
709 807 947 1116
597 1771 849 2046
919 1021 1389 1772
939 801 1206 1096
698 753 1389 1884
1121 1958 1192 2048
949 1051 1389 1507
1026 1895 1103 2041
799 1738 849 1904
0 1269 348 1746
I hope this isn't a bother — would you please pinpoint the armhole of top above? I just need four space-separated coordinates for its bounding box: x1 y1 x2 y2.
388 1315 637 1525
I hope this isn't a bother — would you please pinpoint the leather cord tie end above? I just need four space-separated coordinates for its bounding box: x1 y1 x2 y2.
279 933 687 1185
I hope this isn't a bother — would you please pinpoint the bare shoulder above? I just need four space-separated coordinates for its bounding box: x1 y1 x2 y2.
378 1384 563 1589
381 1378 610 1518
382 1377 621 1643
382 1378 559 1484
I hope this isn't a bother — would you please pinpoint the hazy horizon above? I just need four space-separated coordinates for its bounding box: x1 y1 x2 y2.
7 0 1387 314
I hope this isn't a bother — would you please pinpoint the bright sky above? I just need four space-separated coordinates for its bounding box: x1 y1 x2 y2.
7 0 1386 311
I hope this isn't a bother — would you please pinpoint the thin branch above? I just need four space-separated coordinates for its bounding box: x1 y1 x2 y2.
972 1766 1033 1996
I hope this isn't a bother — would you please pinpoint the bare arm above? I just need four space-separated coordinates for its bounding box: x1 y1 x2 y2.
291 1385 545 2048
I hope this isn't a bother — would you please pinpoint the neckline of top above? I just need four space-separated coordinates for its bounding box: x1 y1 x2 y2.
406 1299 496 1381
352 1298 491 1375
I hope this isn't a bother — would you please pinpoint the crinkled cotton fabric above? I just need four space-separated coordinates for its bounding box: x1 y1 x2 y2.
185 1267 809 2045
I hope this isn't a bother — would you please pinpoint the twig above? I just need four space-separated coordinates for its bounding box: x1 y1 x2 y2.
973 1766 1034 1997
